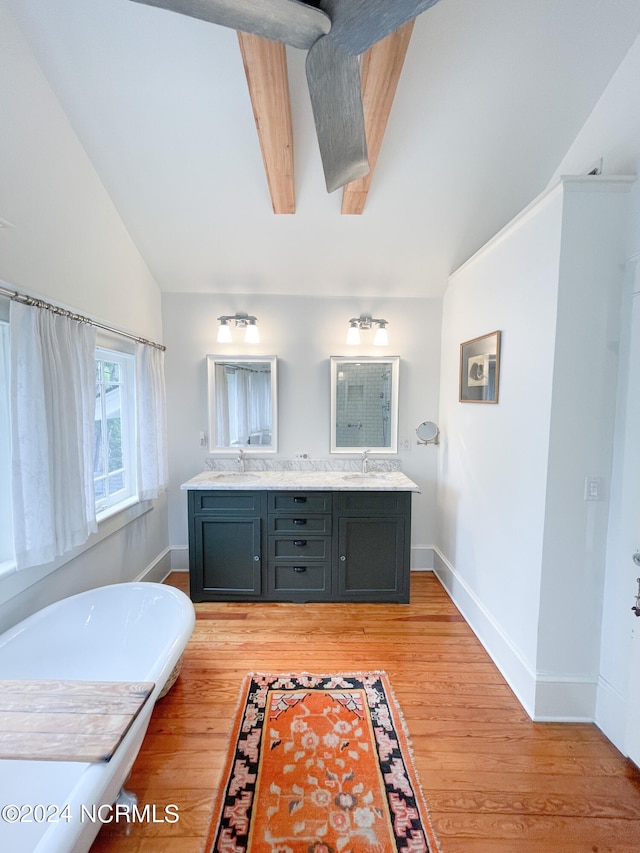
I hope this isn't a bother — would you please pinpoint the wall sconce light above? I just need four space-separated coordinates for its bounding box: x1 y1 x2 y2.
217 313 260 344
346 314 389 346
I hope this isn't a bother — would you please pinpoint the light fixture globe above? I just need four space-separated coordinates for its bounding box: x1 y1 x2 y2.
244 320 260 344
373 323 388 346
346 321 360 345
216 319 232 343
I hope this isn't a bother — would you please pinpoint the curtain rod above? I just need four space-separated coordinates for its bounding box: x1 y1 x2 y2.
0 284 166 351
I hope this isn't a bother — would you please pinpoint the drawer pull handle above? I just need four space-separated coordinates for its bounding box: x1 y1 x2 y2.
293 566 307 573
293 540 307 547
293 518 307 525
293 496 307 503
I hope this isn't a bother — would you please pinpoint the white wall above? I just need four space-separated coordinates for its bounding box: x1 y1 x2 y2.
0 5 169 630
598 243 640 750
546 30 640 746
535 185 629 703
436 187 564 714
554 30 640 749
162 292 442 568
437 177 630 720
0 4 162 339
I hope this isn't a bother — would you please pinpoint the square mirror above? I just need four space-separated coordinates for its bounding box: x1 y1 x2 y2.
330 356 399 453
207 355 278 452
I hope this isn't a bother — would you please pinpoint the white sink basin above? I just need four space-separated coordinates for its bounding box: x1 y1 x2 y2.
208 472 260 483
341 473 394 483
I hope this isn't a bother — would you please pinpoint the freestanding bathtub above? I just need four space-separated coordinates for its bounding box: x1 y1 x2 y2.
0 582 195 853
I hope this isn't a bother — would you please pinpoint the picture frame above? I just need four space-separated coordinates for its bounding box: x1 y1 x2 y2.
459 331 501 403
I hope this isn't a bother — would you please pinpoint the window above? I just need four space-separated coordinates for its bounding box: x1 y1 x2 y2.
0 321 13 567
94 348 136 514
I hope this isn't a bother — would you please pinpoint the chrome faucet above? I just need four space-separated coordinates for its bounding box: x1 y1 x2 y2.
361 449 371 474
237 449 246 473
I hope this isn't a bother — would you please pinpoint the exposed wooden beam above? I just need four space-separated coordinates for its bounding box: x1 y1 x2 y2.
237 31 295 214
341 21 415 215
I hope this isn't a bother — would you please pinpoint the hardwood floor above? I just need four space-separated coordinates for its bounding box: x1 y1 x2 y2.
90 572 640 852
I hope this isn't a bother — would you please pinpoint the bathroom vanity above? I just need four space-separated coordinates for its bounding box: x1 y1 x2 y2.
181 470 420 604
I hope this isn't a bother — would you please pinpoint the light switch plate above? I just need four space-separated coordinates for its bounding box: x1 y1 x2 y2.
584 475 602 501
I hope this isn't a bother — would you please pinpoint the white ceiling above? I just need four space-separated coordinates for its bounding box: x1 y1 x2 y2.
6 0 640 298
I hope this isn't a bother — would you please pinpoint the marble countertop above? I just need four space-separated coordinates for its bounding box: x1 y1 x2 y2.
181 470 420 492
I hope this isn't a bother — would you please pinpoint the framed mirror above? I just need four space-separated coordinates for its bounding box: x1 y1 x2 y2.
330 356 399 453
207 355 278 452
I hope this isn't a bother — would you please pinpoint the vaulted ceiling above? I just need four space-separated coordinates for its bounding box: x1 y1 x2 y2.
6 0 640 298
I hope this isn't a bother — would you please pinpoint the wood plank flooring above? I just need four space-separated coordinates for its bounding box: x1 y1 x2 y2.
90 572 640 853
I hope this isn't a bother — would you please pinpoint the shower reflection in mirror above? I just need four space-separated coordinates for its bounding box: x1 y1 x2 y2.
207 355 277 452
330 356 399 453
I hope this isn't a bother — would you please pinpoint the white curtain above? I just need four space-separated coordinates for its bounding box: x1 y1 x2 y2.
248 369 271 434
0 322 13 564
216 364 270 446
10 302 97 570
215 362 230 447
135 342 168 500
233 367 249 443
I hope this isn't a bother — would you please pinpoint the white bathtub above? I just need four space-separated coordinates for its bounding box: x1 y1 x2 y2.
0 582 195 853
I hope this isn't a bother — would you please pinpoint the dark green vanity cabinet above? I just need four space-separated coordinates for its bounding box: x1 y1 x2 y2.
187 489 411 603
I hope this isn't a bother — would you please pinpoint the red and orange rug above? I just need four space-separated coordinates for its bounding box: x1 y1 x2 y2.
206 671 440 852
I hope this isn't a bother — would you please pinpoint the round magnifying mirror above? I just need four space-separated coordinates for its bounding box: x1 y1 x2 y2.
416 421 439 445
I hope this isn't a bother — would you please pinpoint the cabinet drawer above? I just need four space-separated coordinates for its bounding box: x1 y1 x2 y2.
335 491 410 515
267 562 331 596
268 514 332 535
191 490 263 515
268 492 332 513
269 536 330 560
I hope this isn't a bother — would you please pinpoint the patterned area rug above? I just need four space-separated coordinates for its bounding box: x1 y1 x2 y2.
206 671 440 853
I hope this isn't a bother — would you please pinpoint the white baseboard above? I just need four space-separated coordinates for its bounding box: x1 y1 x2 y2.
595 675 629 752
411 546 435 571
433 548 537 717
533 676 597 722
136 546 173 583
433 548 598 722
169 546 189 573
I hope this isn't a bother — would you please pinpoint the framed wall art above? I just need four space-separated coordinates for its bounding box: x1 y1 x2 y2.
459 330 501 403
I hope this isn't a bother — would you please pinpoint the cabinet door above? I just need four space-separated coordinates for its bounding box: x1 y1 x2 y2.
336 516 407 601
191 515 262 600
